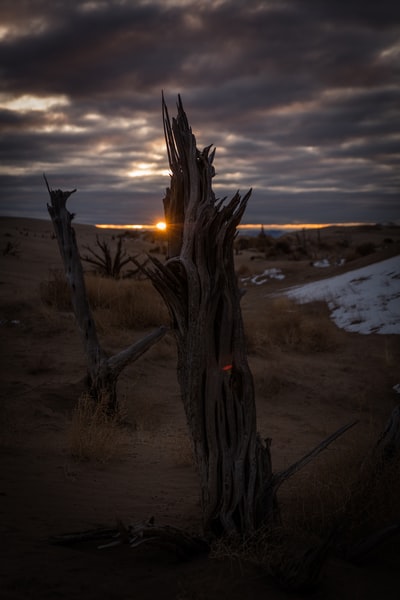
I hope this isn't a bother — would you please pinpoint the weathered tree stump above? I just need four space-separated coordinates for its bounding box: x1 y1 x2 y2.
141 97 273 536
143 97 357 539
45 176 166 411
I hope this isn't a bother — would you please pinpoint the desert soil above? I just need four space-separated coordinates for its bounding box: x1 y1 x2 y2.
1 217 399 599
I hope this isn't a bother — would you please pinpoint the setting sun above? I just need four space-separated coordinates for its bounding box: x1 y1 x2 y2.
156 221 167 231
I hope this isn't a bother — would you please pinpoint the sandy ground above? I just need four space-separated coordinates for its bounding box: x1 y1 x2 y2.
0 217 399 599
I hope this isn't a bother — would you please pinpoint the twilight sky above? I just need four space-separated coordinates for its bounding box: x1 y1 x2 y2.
1 0 399 226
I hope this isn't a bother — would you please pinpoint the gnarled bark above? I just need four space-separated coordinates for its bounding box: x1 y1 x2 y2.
143 98 271 536
45 175 166 411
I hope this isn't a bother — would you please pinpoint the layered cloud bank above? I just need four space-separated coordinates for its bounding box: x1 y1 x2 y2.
1 1 399 225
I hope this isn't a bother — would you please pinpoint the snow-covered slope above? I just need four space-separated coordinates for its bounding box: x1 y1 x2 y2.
283 255 400 334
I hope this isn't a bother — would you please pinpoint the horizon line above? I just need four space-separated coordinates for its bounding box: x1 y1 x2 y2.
95 221 378 231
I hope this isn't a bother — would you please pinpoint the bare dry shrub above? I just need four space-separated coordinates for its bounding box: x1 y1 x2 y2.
210 524 319 588
68 393 129 462
245 298 340 355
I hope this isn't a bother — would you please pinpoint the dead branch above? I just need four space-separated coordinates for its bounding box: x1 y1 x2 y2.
272 420 359 491
45 174 167 410
50 518 209 560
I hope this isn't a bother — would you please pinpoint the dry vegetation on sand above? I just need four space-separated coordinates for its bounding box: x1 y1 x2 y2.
0 217 400 599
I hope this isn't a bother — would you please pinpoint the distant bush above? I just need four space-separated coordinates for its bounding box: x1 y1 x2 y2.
2 240 21 257
274 239 291 255
235 237 250 252
356 242 375 256
81 235 131 279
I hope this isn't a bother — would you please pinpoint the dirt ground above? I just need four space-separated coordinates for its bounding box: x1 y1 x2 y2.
1 217 399 599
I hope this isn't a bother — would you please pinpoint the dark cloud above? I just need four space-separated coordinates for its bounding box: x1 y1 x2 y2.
0 0 399 225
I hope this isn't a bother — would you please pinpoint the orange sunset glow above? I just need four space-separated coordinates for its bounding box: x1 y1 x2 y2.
95 222 167 231
95 222 370 232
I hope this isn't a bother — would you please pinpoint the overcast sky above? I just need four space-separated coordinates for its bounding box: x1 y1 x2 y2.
1 0 399 226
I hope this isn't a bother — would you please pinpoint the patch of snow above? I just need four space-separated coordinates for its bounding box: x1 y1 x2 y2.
242 268 285 286
282 255 400 334
0 318 21 326
313 258 346 268
313 259 331 268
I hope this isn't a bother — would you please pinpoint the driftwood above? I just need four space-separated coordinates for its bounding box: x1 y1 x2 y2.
45 175 167 410
50 517 209 560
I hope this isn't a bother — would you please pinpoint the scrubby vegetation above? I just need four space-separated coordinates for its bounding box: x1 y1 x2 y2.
68 393 129 462
40 268 168 329
2 239 21 257
211 434 400 578
245 298 340 355
235 224 400 264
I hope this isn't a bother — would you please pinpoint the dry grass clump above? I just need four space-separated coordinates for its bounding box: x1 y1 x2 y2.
281 430 400 545
245 298 340 356
85 275 168 330
40 269 168 330
211 433 400 584
68 393 129 463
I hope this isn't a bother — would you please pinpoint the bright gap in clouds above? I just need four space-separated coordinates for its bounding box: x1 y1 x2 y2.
127 162 170 178
0 94 70 112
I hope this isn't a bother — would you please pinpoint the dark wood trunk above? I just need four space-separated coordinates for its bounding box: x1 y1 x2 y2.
45 177 166 412
146 97 357 539
145 98 273 536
